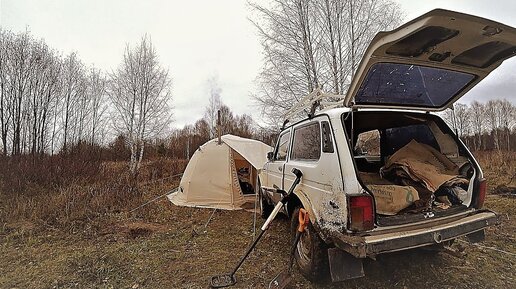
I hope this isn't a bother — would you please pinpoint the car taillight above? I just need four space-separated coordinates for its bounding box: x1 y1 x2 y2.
348 195 374 231
475 179 487 209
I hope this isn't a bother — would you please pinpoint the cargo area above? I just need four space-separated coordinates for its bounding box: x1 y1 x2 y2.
343 111 479 225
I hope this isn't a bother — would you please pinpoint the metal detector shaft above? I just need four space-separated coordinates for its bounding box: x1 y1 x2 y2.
268 208 309 289
210 168 303 288
232 168 302 275
230 229 266 276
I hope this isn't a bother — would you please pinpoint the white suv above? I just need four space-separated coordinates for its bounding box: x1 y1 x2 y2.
259 9 515 282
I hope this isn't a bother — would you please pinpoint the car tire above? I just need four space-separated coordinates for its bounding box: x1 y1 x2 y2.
291 207 329 282
257 178 273 219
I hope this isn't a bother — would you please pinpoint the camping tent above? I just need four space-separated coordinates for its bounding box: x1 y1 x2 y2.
168 134 272 210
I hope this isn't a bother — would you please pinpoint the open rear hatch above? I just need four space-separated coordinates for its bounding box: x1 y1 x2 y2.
343 9 516 111
343 111 482 226
341 9 516 226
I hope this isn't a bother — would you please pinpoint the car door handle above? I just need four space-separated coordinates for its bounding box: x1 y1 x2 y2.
278 166 282 172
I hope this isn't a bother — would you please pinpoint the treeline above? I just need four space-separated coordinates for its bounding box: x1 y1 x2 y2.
164 90 276 160
0 27 271 165
443 99 515 151
0 29 109 156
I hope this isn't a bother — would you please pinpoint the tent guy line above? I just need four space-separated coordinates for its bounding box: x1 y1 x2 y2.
129 185 181 213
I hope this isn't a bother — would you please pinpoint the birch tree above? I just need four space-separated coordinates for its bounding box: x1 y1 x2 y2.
0 30 12 155
61 53 87 151
444 103 470 137
485 100 501 150
87 67 108 146
9 31 33 155
250 0 402 124
0 28 111 156
109 36 173 175
497 99 515 151
203 76 222 138
470 101 485 151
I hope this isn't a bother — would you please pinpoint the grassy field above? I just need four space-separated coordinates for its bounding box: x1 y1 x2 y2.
0 152 515 289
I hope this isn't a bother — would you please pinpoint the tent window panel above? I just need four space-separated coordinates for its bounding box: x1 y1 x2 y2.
275 131 291 161
291 122 321 161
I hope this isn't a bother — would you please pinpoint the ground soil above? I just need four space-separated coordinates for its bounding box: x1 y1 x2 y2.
1 152 515 289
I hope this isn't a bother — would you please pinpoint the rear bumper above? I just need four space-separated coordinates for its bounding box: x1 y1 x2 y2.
332 210 498 258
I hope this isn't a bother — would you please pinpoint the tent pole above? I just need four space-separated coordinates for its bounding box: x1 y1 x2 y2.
217 110 222 145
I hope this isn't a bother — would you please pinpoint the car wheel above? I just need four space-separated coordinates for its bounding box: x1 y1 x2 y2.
257 178 273 219
291 207 329 282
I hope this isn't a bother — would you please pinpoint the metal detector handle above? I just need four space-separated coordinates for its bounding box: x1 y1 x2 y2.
261 168 303 231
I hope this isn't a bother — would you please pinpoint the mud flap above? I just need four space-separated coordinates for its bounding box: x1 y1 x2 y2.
327 248 364 282
466 229 485 243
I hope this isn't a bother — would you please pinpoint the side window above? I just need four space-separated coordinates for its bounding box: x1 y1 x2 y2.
321 121 334 153
274 131 291 161
355 130 380 156
291 122 321 161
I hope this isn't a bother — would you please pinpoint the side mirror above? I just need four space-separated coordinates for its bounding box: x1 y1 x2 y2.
267 151 274 161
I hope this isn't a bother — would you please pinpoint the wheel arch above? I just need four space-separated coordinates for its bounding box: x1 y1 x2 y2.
289 190 335 244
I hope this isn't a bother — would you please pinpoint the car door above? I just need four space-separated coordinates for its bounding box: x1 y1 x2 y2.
264 129 291 203
283 117 343 215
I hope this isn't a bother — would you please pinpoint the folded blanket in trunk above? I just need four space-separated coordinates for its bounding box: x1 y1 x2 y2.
368 185 420 215
380 140 468 192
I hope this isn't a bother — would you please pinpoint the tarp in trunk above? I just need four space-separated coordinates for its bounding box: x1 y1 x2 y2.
380 139 465 192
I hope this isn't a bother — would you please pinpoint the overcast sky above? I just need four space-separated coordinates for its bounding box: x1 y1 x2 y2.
1 0 515 128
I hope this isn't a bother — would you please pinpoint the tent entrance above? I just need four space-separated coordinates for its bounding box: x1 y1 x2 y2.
233 150 256 195
168 134 272 211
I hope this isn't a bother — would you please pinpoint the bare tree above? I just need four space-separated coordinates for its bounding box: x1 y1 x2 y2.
0 30 12 155
250 0 323 123
250 0 402 124
109 36 173 175
9 31 33 155
60 53 87 151
203 76 222 138
234 114 255 138
193 118 210 143
444 103 470 137
497 99 515 151
485 100 501 150
470 101 485 151
218 104 235 135
87 67 108 146
0 28 113 156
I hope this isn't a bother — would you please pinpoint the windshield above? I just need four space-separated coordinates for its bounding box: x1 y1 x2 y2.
354 63 475 108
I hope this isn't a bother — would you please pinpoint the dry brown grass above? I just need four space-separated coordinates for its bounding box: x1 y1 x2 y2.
0 155 187 233
473 150 516 190
0 151 514 289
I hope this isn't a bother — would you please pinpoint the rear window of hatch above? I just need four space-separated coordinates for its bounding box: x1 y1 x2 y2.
354 63 475 108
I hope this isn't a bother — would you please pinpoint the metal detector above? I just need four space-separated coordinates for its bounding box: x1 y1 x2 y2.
268 208 309 289
209 168 303 288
